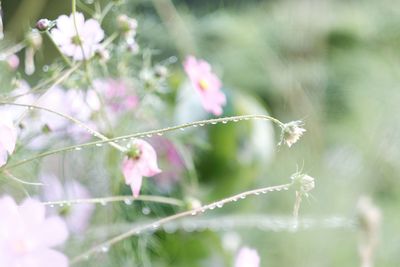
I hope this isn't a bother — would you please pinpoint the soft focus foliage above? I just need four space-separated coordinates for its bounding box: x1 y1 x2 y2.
1 0 399 266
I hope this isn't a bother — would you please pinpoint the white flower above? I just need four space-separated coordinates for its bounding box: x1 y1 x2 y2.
279 120 306 147
51 12 104 61
234 247 260 267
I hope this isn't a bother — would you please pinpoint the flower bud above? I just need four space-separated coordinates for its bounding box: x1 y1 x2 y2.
36 18 51 31
6 54 19 70
117 15 138 35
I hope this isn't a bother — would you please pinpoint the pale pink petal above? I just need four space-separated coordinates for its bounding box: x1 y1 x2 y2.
20 249 68 267
234 247 260 267
82 19 104 42
55 15 75 36
33 217 69 248
19 198 45 226
130 174 143 198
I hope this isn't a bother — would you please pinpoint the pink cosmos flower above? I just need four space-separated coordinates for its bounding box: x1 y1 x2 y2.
0 116 17 167
51 12 104 60
92 78 138 113
41 174 95 234
150 137 184 191
183 55 226 116
122 139 161 198
234 247 260 267
0 196 69 267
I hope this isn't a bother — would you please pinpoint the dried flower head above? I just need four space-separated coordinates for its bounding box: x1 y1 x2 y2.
291 172 315 196
279 120 306 147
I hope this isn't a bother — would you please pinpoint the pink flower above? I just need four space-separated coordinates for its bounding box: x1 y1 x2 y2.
92 79 138 114
41 174 95 234
51 12 104 61
150 137 184 191
0 196 69 267
122 139 161 198
234 247 260 267
0 116 17 167
6 54 20 70
183 55 226 116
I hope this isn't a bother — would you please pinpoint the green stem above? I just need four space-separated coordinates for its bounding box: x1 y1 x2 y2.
0 115 285 172
42 194 184 207
44 31 72 67
70 181 293 264
1 102 126 152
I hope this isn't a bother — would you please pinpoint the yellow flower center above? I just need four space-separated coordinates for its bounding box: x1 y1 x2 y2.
198 79 209 91
12 239 28 254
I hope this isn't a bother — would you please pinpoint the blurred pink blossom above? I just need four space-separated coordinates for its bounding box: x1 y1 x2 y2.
234 247 260 267
6 54 19 70
0 116 17 167
92 78 138 114
51 12 104 61
0 196 69 267
41 174 95 234
27 86 98 148
183 55 226 116
150 137 184 191
122 139 161 198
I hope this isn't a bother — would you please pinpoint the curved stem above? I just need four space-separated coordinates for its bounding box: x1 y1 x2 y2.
44 31 73 67
0 114 284 172
0 102 126 152
3 170 43 186
42 194 184 207
70 182 293 264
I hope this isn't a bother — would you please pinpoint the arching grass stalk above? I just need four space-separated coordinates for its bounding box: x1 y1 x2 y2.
70 181 294 264
0 114 286 172
0 63 82 102
0 102 126 152
42 194 184 207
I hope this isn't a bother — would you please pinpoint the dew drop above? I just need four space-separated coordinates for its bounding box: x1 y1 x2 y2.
283 187 289 191
100 200 107 206
142 207 151 215
254 192 260 195
101 246 109 253
96 143 103 147
211 122 217 125
192 125 198 128
42 65 49 72
75 147 82 151
233 119 239 122
232 198 238 202
240 195 246 199
222 120 228 124
191 211 197 216
261 190 267 194
50 204 55 208
157 133 163 136
199 123 205 126
146 134 153 137
124 198 133 205
59 203 64 207
216 203 224 208
179 128 185 131
209 205 216 210
152 223 159 229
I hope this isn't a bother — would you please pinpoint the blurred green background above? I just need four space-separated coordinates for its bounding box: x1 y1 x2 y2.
2 0 400 266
